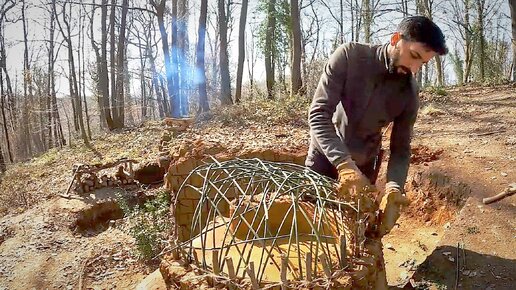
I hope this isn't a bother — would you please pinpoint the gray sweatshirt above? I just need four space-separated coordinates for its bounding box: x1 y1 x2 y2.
306 42 419 187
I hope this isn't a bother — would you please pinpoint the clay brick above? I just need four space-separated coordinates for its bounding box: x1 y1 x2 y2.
188 174 204 187
177 213 193 227
261 149 276 162
169 164 180 176
276 152 291 162
171 176 185 193
177 158 196 175
177 227 189 241
180 187 201 200
293 153 307 165
178 201 194 214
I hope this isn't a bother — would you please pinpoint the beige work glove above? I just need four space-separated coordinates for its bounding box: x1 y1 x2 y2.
378 182 410 237
336 158 374 196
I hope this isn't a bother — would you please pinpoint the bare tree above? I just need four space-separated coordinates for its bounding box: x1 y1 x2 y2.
0 0 15 162
265 0 276 99
114 0 129 128
48 1 65 148
22 0 33 157
476 0 486 81
54 1 89 144
150 0 180 117
235 0 248 103
320 0 345 44
177 0 189 116
510 0 516 81
290 0 303 96
78 3 91 139
246 22 258 93
418 0 445 86
218 0 232 105
196 0 209 112
109 0 118 122
101 0 114 129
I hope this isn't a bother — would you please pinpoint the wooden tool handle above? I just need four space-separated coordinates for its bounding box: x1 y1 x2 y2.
483 183 516 205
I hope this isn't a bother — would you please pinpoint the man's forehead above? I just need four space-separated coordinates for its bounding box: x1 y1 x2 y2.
406 40 433 53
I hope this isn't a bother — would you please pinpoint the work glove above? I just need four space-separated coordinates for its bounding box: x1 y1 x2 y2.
378 182 410 237
336 158 374 196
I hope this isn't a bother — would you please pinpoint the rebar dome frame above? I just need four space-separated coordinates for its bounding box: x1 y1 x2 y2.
172 158 372 287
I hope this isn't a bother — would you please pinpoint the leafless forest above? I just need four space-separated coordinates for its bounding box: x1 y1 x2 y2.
0 0 514 168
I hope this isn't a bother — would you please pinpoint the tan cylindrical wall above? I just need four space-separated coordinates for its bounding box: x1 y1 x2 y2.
165 149 307 242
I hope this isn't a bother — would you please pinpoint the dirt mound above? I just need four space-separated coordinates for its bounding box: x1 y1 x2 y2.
405 167 470 225
410 145 443 165
0 224 13 246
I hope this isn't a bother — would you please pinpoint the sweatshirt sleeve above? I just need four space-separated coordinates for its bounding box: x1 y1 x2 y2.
308 44 351 167
387 87 419 188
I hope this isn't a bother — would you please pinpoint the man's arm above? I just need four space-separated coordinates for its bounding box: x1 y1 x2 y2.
308 44 351 167
387 92 419 188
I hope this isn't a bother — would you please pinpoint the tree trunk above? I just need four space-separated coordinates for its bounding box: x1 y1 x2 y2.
47 3 55 149
235 0 248 103
151 0 179 117
363 0 372 43
0 19 15 128
0 142 5 173
55 1 89 144
153 75 164 118
476 0 485 82
355 0 363 42
265 0 276 99
509 0 516 81
170 0 180 116
114 0 129 128
123 43 134 126
435 55 444 86
88 0 106 129
218 0 233 105
246 24 257 93
22 0 33 157
80 6 91 139
101 0 114 129
158 75 169 117
463 0 473 83
0 4 14 162
137 29 147 120
340 0 344 44
196 0 209 113
109 0 118 123
177 0 189 116
290 0 303 96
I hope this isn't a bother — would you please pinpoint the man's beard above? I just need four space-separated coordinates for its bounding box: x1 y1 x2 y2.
389 49 411 75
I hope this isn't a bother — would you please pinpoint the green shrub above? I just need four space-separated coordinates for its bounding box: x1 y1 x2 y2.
117 190 171 261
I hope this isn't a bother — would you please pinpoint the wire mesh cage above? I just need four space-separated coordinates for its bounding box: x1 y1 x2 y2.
172 158 373 288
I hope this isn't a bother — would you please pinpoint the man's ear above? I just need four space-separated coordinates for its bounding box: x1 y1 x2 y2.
390 32 401 46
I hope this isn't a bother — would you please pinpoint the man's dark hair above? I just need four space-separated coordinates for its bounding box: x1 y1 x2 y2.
398 16 448 55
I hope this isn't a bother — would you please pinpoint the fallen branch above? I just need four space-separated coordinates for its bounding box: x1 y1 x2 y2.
471 130 506 137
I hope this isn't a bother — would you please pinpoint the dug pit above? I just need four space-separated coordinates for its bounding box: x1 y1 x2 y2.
153 139 468 288
68 189 154 236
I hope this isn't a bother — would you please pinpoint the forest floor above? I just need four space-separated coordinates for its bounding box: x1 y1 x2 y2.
0 84 514 289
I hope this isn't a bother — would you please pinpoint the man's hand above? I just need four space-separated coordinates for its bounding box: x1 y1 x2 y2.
378 182 410 236
336 158 373 195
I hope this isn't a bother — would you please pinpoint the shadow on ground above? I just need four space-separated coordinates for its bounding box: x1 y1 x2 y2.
391 245 515 289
